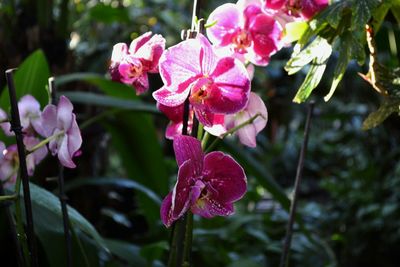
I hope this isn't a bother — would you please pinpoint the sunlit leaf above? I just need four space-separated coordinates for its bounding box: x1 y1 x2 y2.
362 98 400 130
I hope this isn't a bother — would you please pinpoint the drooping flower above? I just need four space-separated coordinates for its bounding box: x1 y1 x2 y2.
161 135 247 227
225 92 268 147
40 96 82 168
206 0 282 66
110 32 166 94
18 95 43 135
264 0 329 20
153 34 250 127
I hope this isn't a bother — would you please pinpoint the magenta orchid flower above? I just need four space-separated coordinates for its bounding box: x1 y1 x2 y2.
110 32 166 94
153 34 250 127
161 135 247 227
40 96 82 168
264 0 328 19
206 0 282 66
225 92 268 147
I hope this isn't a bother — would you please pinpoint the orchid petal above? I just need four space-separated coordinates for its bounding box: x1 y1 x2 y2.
206 3 242 46
160 192 174 227
67 117 82 160
301 0 329 19
40 104 57 137
129 32 152 54
57 96 74 130
191 196 234 218
58 135 76 168
153 87 190 107
173 135 203 172
0 109 12 136
132 73 149 95
203 151 247 203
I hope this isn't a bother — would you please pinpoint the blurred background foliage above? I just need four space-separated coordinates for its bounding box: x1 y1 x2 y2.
0 0 400 266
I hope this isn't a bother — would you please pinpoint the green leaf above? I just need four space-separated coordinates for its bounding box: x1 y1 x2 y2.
392 4 400 24
28 183 108 251
324 32 353 101
1 50 50 109
285 37 330 75
64 177 162 205
61 91 160 114
362 98 400 130
351 0 380 31
89 3 130 24
293 39 332 103
105 239 147 266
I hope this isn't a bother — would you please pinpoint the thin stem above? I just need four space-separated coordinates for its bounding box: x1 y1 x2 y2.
0 193 17 201
6 69 38 267
182 211 193 267
205 113 262 153
197 123 203 141
201 132 210 150
279 102 315 267
27 130 64 154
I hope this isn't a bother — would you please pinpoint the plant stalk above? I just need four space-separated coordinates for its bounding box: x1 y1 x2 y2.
279 101 315 267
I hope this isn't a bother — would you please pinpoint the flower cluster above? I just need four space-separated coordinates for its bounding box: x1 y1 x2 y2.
108 0 328 225
0 95 82 187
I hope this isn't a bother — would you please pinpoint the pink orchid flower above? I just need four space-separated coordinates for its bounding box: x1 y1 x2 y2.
264 0 328 19
40 96 82 168
225 92 268 147
206 0 282 66
110 32 166 94
153 34 250 127
161 135 247 227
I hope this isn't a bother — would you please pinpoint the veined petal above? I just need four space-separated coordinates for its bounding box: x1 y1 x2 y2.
249 13 282 58
208 57 250 114
159 38 202 92
135 34 166 69
153 87 190 107
171 159 198 220
129 32 153 54
203 151 247 203
40 104 57 137
160 192 174 227
235 92 268 147
57 96 74 130
173 135 203 172
198 34 219 76
191 195 234 218
206 3 242 46
67 116 82 161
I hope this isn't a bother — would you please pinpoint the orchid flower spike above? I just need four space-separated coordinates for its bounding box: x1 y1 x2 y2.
110 32 166 94
40 96 82 168
161 135 247 227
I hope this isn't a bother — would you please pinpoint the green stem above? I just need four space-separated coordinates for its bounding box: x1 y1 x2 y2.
197 123 204 140
14 174 31 267
201 132 210 150
205 113 262 153
27 130 65 154
182 211 193 266
0 193 17 201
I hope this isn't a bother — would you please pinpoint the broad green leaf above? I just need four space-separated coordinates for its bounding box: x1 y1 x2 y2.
362 98 400 130
105 239 146 266
28 183 108 251
64 177 162 205
324 32 352 102
392 4 400 24
371 2 391 32
293 39 332 103
286 37 329 75
0 50 50 109
61 91 159 114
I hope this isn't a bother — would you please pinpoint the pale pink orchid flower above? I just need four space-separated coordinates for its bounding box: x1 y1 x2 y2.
161 135 247 227
0 108 12 136
206 0 282 66
153 34 250 127
110 32 166 94
40 96 82 168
